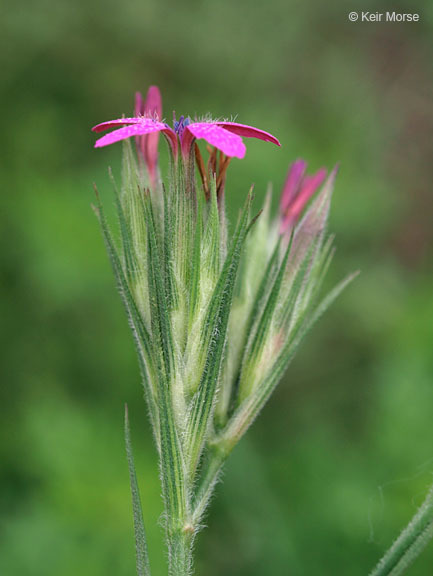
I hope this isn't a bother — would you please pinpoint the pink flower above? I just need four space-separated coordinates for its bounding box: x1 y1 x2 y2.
134 86 162 186
92 96 280 160
279 159 327 233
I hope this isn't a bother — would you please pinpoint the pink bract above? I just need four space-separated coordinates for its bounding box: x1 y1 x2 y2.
280 160 327 233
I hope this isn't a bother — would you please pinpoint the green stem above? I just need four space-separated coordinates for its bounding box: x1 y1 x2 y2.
168 530 194 576
369 484 433 576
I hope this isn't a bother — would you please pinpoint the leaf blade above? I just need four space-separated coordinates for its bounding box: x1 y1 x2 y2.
125 405 152 576
220 271 359 449
186 194 254 476
143 194 187 529
93 191 159 437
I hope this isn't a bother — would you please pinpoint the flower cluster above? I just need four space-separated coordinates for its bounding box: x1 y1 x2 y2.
92 85 354 576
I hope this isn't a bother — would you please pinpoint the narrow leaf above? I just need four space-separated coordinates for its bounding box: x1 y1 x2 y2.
186 194 253 476
143 194 187 527
305 271 360 331
237 235 293 402
243 237 281 339
369 484 433 576
109 168 137 282
125 405 151 576
214 233 281 425
93 191 158 434
202 178 221 282
221 271 358 449
163 184 178 310
188 192 203 329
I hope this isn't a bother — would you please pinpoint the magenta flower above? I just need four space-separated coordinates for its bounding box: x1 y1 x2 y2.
134 86 162 185
279 159 327 233
92 105 280 160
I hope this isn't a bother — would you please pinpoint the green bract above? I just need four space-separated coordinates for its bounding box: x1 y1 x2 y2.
93 138 355 576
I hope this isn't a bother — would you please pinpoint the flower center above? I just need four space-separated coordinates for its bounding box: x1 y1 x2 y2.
173 115 191 136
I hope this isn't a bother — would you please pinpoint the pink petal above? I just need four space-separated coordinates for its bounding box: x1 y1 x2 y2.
143 86 163 180
94 122 167 148
186 123 246 158
92 117 145 133
135 92 144 116
216 122 280 147
144 85 162 119
286 168 327 224
280 160 307 214
302 169 327 194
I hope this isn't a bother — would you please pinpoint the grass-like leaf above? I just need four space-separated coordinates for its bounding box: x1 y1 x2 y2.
243 237 281 341
125 405 152 576
237 235 292 403
202 179 221 282
186 194 254 477
188 192 203 330
143 193 188 529
220 271 359 450
93 189 159 434
163 184 178 311
109 167 137 282
369 484 433 576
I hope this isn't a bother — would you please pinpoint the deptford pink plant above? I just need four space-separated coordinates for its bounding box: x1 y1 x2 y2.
92 85 354 576
91 86 433 576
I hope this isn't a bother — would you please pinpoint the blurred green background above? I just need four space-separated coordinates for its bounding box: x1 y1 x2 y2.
1 0 432 574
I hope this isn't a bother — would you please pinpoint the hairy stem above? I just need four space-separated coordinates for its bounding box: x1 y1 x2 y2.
168 530 194 576
369 484 433 576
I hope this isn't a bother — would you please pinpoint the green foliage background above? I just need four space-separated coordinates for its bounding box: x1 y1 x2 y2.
1 0 432 574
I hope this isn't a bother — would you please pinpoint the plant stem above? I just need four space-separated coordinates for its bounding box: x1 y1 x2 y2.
369 484 433 576
168 530 194 576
